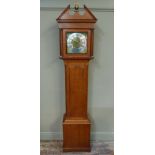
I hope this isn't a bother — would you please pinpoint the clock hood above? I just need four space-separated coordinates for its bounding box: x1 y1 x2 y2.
56 5 97 23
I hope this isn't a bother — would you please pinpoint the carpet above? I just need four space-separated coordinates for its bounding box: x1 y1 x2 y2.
40 140 114 155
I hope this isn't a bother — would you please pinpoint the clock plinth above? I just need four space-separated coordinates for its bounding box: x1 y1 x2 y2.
63 114 91 152
56 5 97 152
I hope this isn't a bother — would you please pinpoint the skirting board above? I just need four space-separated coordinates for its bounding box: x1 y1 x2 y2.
40 132 114 141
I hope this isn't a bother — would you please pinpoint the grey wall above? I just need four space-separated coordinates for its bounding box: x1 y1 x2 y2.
40 0 114 141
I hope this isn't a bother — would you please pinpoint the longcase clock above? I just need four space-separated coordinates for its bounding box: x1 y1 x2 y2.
56 4 97 152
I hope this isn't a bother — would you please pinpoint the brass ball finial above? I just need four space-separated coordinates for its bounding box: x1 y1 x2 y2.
74 1 79 11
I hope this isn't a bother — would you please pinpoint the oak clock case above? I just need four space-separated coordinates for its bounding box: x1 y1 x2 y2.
56 5 97 152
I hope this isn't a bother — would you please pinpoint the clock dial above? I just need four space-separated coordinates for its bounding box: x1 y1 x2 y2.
67 32 87 54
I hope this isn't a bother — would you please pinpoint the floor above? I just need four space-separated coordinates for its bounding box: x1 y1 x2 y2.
40 140 114 155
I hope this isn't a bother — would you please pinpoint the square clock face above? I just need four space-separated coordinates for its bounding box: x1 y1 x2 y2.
66 32 87 54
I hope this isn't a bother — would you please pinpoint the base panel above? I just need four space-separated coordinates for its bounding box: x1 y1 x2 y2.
63 116 91 152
